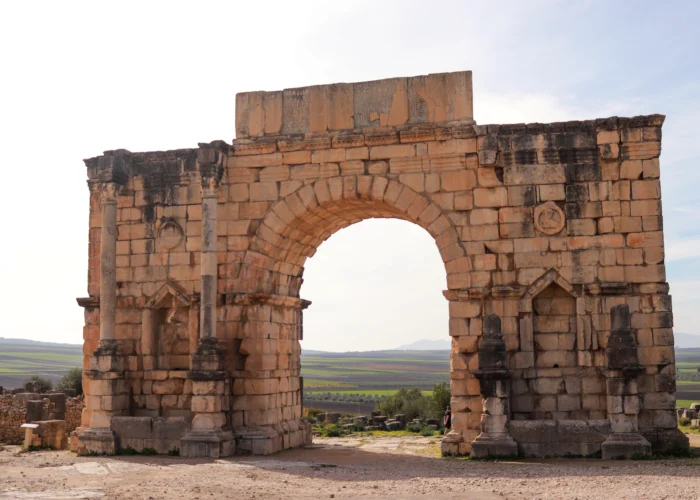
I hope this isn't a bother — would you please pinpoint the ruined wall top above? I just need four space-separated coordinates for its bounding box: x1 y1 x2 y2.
235 71 474 139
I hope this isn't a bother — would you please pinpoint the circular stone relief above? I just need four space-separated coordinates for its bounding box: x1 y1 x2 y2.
534 201 565 235
157 219 184 250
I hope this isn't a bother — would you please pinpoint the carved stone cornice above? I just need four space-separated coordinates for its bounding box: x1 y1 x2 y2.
443 288 489 301
224 293 311 310
85 150 132 185
77 296 100 308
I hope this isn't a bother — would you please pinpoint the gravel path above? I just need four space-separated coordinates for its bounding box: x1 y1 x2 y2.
0 434 699 499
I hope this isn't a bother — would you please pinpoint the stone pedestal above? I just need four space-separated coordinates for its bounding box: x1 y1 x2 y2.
77 340 128 455
470 314 518 458
601 305 651 459
441 430 467 456
181 338 235 458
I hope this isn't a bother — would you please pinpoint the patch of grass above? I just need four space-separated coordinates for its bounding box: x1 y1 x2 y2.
680 423 700 435
168 447 180 456
420 427 437 437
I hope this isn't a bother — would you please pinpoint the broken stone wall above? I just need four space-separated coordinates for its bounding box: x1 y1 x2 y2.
0 394 84 444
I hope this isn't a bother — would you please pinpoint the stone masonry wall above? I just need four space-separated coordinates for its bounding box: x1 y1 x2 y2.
0 395 25 444
0 395 84 444
79 71 683 456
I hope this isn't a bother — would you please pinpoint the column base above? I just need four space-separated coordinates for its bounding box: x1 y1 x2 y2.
180 429 235 458
76 427 118 456
233 421 312 455
441 430 471 456
470 433 519 458
601 432 651 459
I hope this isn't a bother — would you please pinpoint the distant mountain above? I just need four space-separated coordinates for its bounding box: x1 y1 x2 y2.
674 333 700 348
393 339 451 351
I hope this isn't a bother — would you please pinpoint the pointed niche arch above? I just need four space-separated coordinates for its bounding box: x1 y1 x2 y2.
142 280 199 370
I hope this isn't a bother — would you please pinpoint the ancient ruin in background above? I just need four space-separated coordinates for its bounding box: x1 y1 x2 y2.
74 71 688 458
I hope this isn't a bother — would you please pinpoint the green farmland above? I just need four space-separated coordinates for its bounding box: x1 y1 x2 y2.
0 338 82 388
675 348 700 406
301 349 449 412
0 338 698 410
301 350 449 392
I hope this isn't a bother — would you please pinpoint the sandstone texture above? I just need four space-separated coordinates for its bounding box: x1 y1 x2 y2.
75 71 687 458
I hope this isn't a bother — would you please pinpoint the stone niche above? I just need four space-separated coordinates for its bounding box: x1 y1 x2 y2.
142 281 198 371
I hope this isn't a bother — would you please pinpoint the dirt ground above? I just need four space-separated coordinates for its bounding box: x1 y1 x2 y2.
1 433 699 500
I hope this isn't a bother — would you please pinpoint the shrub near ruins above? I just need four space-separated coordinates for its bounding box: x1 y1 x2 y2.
57 368 83 396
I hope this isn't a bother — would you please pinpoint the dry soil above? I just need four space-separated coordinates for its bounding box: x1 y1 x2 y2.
1 433 699 499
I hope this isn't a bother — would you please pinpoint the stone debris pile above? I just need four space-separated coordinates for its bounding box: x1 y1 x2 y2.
677 402 700 428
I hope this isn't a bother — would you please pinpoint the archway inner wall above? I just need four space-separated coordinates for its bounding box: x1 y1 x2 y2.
78 71 683 457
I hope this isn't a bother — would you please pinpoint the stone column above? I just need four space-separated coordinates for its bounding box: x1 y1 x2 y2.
77 181 129 456
99 182 119 345
601 304 652 459
469 314 518 458
181 147 235 458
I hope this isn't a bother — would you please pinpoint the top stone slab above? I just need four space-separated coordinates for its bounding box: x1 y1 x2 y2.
235 71 473 138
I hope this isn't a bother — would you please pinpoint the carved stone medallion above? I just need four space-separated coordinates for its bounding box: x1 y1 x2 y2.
158 219 184 250
534 201 565 235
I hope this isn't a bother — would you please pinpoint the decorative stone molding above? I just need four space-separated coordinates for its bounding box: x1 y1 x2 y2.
227 293 311 310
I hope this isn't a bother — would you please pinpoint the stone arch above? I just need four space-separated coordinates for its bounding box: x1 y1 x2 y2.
238 175 469 297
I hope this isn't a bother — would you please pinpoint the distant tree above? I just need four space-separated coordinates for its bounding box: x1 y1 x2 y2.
375 388 429 420
25 375 52 393
429 382 451 418
57 367 83 396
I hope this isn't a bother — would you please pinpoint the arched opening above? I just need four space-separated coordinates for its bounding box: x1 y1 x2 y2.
299 218 449 415
232 176 470 446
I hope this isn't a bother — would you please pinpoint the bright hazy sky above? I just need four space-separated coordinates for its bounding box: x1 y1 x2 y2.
1 1 699 352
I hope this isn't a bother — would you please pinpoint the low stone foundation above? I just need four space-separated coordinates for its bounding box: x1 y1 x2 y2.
71 415 311 457
510 420 610 457
112 416 189 454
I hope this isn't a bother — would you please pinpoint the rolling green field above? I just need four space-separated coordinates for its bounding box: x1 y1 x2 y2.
301 349 449 410
675 348 700 406
0 339 82 388
1 338 698 410
301 350 449 391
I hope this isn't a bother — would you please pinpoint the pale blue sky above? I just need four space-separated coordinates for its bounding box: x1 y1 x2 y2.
0 0 698 351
